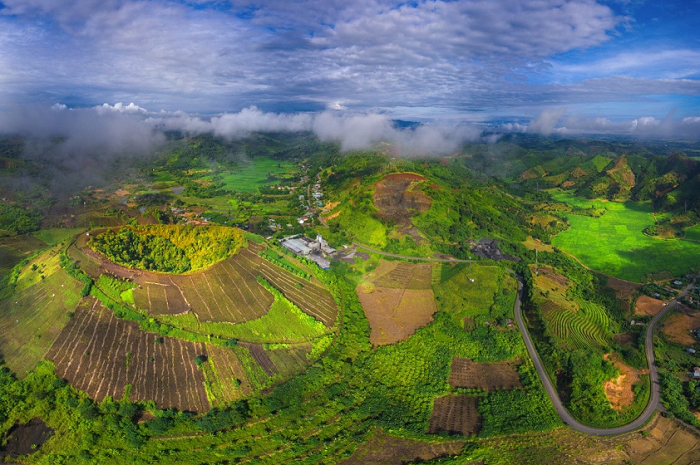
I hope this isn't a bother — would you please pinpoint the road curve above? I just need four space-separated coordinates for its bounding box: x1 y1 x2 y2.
353 241 698 435
514 273 697 435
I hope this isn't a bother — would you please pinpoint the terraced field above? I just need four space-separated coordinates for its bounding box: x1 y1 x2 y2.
539 299 612 349
47 297 210 412
0 268 82 376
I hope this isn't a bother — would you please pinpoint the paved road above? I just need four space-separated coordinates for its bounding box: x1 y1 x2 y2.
353 241 699 435
514 273 697 435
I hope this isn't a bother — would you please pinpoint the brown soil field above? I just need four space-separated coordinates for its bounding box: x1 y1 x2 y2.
607 276 639 300
236 247 338 327
448 358 522 391
357 260 437 345
373 173 432 226
47 297 210 412
603 353 641 411
428 395 480 436
635 295 665 316
661 308 700 345
357 285 437 346
0 418 53 459
533 265 570 290
613 332 635 347
340 428 466 465
624 414 700 465
371 261 433 290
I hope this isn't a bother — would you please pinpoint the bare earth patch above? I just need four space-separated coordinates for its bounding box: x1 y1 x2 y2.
373 173 432 240
357 260 438 345
339 428 465 465
428 395 481 436
523 236 554 253
357 285 437 346
607 277 639 300
448 357 522 391
635 295 665 317
662 309 700 345
603 353 640 411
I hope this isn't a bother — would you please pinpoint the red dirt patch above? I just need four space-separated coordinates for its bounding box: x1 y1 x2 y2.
428 395 481 436
603 353 641 411
662 309 700 346
373 173 432 226
635 295 665 317
339 428 465 465
448 358 522 391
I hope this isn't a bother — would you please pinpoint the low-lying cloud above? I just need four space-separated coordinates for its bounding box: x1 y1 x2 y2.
502 108 700 139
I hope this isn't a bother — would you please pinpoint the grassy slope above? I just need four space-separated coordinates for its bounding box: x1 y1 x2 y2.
0 268 82 376
551 190 700 282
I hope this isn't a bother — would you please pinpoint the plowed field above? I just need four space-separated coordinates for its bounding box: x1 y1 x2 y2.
357 260 437 346
448 358 522 391
428 395 481 436
47 297 209 412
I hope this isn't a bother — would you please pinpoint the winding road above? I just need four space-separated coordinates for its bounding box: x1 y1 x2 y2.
353 241 697 436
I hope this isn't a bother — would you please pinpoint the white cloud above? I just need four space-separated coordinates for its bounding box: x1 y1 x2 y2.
527 108 565 135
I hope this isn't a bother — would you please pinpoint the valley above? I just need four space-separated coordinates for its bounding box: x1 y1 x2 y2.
1 132 700 464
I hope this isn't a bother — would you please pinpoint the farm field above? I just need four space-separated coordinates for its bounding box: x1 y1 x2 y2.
448 357 521 391
356 260 437 346
635 295 665 316
207 157 297 193
686 223 700 241
661 308 700 345
339 429 465 465
47 297 210 412
433 263 506 324
530 264 614 349
0 268 82 376
550 190 700 282
31 227 84 246
0 234 47 278
427 395 481 436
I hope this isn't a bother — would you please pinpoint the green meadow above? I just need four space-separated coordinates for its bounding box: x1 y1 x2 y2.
550 190 700 282
210 157 297 193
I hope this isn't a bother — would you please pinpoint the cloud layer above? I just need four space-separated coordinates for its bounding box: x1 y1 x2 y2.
5 0 694 120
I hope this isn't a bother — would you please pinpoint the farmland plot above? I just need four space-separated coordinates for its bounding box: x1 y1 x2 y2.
448 357 522 391
0 268 82 377
428 395 481 436
47 297 210 412
357 260 437 346
235 248 338 327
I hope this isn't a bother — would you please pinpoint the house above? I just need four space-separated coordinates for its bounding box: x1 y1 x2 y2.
687 348 697 355
693 367 700 378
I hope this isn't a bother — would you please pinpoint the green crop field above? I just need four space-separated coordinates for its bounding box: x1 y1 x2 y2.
434 264 504 324
686 223 700 241
32 227 84 246
0 268 83 376
210 157 297 192
0 234 46 278
551 190 700 282
157 290 329 343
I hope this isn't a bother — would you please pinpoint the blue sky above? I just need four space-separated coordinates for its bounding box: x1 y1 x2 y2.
1 0 699 141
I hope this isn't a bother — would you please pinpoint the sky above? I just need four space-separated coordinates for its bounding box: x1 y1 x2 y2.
1 0 700 143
